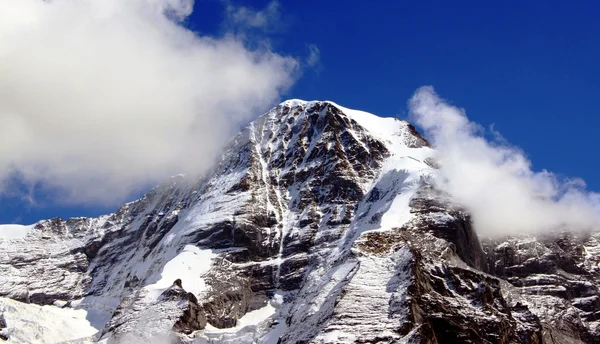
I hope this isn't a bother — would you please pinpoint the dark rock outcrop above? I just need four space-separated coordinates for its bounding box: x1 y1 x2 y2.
0 313 7 341
163 281 207 335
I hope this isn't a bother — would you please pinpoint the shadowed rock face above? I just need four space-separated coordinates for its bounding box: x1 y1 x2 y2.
410 186 488 272
0 100 599 343
163 281 207 335
395 229 545 344
0 313 7 341
482 233 600 343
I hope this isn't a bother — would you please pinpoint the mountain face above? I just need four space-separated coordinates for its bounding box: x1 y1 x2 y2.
1 100 599 344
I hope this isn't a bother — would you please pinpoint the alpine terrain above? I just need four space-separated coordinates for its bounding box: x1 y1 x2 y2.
0 100 599 343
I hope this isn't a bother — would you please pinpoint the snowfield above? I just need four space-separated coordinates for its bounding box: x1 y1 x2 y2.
0 297 98 343
0 224 33 240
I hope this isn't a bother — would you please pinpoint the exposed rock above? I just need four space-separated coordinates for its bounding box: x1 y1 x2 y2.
100 279 206 343
164 283 207 335
0 313 7 341
482 232 600 343
0 99 598 344
410 186 487 271
201 265 252 329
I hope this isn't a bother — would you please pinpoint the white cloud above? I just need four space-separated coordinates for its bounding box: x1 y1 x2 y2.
409 86 600 236
306 44 321 68
0 0 298 205
223 0 281 32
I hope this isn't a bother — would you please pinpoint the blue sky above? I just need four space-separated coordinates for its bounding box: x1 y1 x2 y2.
2 0 599 224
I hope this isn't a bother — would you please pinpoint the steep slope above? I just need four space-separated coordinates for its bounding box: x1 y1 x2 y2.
482 233 600 343
0 100 598 344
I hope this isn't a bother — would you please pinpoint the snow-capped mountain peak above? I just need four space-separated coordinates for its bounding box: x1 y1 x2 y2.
1 100 599 343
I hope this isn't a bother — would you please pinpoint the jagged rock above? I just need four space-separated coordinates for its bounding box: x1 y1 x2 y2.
0 100 598 343
100 278 207 343
482 232 600 343
164 281 207 335
201 266 252 328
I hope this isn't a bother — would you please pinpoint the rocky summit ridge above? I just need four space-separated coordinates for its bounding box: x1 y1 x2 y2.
0 100 599 344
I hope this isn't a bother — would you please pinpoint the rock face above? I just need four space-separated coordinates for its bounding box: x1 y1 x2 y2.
0 313 7 341
0 100 598 343
482 233 600 343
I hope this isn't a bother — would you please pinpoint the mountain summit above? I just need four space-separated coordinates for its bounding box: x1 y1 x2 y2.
1 100 599 343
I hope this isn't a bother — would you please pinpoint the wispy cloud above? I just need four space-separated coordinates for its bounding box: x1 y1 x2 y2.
409 86 600 236
306 44 321 68
0 0 299 205
223 0 282 33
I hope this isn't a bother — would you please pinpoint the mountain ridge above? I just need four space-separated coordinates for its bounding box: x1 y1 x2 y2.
0 100 599 343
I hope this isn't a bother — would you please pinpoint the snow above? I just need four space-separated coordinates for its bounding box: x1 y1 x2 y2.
195 303 279 344
257 99 437 343
281 99 404 142
69 295 120 330
205 303 276 333
330 102 404 139
262 321 287 344
0 224 33 240
313 247 413 343
0 297 98 343
144 245 216 300
379 190 414 230
319 331 357 343
332 101 433 238
0 99 450 343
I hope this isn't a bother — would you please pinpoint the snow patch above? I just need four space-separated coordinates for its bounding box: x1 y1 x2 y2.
0 224 33 240
330 102 404 140
144 245 216 300
0 297 98 343
206 303 276 334
70 295 120 330
195 302 278 343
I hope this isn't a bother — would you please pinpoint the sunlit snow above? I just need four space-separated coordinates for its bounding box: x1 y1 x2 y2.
0 224 33 240
0 297 98 343
145 245 216 300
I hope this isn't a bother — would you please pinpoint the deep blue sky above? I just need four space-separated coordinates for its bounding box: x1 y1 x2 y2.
2 0 599 224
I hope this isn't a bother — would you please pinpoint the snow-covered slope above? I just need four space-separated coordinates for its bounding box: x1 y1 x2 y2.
0 100 599 343
0 225 32 240
0 298 97 343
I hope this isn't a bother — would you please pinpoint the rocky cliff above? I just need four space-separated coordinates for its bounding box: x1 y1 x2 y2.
0 100 598 343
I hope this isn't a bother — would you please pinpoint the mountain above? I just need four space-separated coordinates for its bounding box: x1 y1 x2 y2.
1 100 599 344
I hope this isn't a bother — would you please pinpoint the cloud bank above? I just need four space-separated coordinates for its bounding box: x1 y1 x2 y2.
0 0 298 204
410 86 600 236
